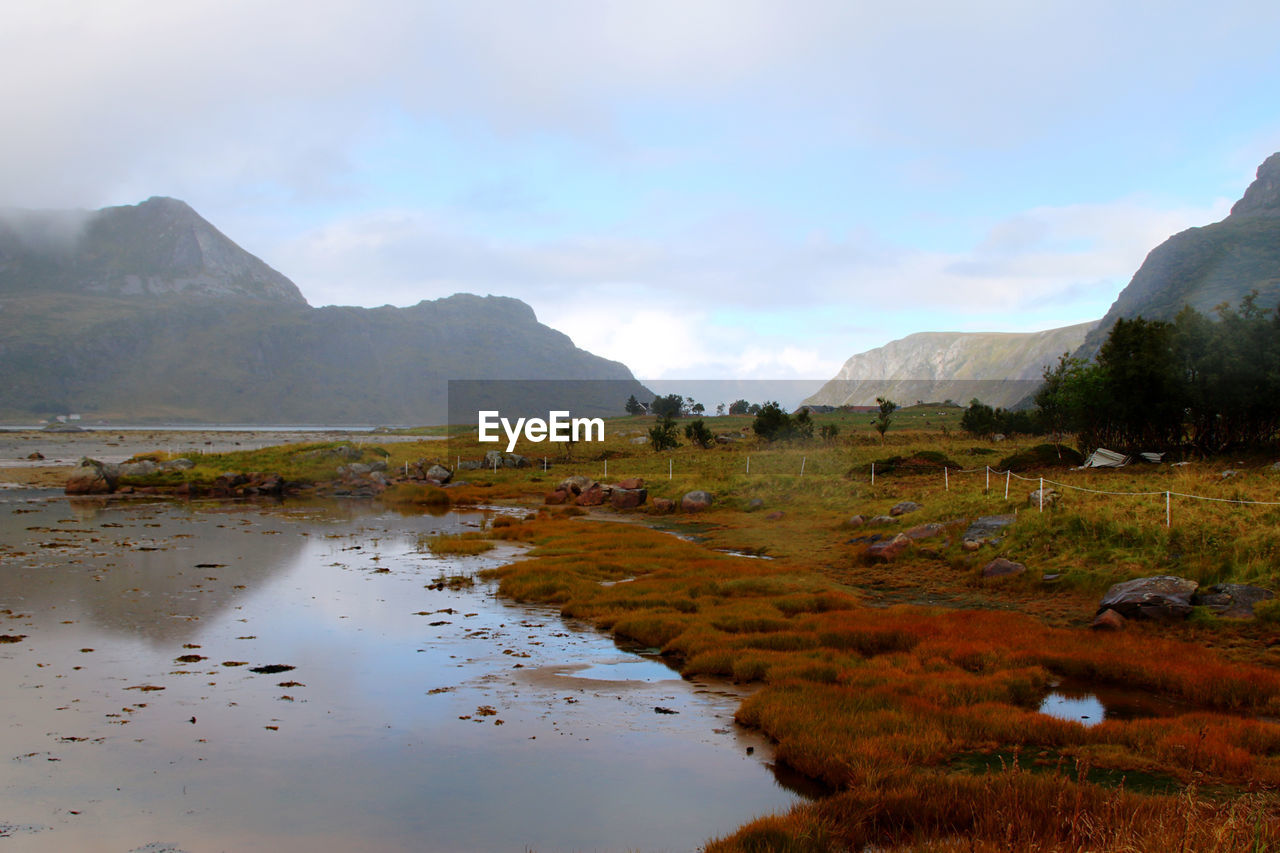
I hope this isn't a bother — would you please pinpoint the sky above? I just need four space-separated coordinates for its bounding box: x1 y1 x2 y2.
3 0 1279 384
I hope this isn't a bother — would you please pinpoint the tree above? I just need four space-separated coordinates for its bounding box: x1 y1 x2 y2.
624 394 644 416
873 397 897 443
649 416 679 451
715 402 726 417
683 419 714 448
728 399 751 415
961 399 997 438
819 423 840 443
650 393 684 419
691 402 705 415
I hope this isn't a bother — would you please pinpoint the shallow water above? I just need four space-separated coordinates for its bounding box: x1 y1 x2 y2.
0 492 804 852
1038 677 1189 727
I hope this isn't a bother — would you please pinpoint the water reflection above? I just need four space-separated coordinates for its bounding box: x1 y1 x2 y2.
1038 678 1189 727
0 492 805 852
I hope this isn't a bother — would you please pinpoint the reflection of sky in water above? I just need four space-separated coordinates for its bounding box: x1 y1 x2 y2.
1039 692 1107 726
0 493 804 852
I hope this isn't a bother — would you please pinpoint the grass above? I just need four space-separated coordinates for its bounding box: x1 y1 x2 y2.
122 410 1280 850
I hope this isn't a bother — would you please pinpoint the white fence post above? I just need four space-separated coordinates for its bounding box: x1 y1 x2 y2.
1038 477 1044 512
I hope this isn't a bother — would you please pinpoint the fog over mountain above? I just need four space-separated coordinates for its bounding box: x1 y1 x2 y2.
0 197 648 424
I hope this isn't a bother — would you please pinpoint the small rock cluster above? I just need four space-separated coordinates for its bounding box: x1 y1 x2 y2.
544 475 648 510
1092 576 1275 629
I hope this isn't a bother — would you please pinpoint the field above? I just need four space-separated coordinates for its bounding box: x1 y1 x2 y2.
126 406 1280 850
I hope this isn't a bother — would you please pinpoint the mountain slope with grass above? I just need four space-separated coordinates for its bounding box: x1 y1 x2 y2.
1076 152 1280 358
803 322 1096 409
0 198 648 424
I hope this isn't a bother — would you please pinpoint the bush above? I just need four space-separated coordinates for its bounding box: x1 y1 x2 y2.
997 443 1084 471
684 419 714 448
650 416 680 451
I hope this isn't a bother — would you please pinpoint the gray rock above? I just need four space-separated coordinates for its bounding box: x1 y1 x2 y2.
483 450 530 469
1091 608 1126 631
630 436 649 445
746 498 765 512
162 457 195 471
963 514 1015 546
1194 583 1275 619
557 475 595 496
1028 488 1060 507
868 515 896 525
1097 576 1199 621
845 514 866 527
118 460 159 478
425 464 452 483
889 500 920 517
65 457 120 495
681 490 713 512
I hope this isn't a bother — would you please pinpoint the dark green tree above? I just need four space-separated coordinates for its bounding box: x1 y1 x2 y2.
683 419 714 448
649 416 680 451
624 394 644 416
873 397 897 443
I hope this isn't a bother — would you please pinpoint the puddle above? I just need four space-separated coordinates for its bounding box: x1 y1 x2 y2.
0 491 805 852
1038 678 1190 727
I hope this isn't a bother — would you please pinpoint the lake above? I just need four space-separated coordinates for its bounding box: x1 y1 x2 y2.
0 491 806 852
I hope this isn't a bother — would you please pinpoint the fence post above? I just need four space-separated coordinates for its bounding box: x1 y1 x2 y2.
669 458 672 480
800 457 806 477
746 456 750 475
871 462 875 486
985 466 990 494
1166 491 1171 528
1038 477 1044 512
604 459 608 480
944 467 949 491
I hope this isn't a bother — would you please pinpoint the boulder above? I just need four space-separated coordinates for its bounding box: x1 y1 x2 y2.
902 522 948 542
610 488 647 510
1028 488 1060 508
845 515 866 527
118 459 159 478
981 557 1026 578
26 451 44 460
962 514 1015 547
866 533 911 562
575 484 609 507
868 515 896 525
889 500 920 517
630 436 649 445
681 490 713 512
1091 608 1126 631
484 450 530 469
162 458 195 471
1194 583 1276 619
425 464 453 484
544 489 569 505
557 475 595 496
765 511 785 521
1097 576 1199 621
746 498 765 512
615 478 645 490
65 458 119 495
652 497 675 513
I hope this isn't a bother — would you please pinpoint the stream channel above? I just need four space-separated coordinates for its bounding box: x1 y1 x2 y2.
0 490 809 852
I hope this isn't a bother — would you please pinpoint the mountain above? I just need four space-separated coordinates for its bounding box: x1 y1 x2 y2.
1076 152 1280 358
0 198 648 424
802 322 1096 409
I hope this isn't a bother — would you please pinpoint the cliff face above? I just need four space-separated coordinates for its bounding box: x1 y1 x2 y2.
0 200 648 424
804 322 1096 409
1076 152 1280 358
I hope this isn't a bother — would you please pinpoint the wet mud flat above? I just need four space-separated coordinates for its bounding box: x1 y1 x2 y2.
0 492 805 852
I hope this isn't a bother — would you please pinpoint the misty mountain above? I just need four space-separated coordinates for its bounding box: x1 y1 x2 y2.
802 323 1097 409
1075 152 1280 358
0 198 648 424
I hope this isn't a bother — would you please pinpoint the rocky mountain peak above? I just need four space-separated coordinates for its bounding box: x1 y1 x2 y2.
1228 152 1280 218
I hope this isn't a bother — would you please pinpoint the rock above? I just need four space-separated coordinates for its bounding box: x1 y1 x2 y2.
458 460 482 471
1194 583 1276 619
1091 608 1126 631
615 478 645 490
162 457 195 471
866 533 911 562
118 459 159 478
575 484 609 507
889 500 920 517
681 490 713 512
902 522 947 541
962 514 1015 547
1028 488 1060 507
1220 469 1240 479
630 436 649 445
765 511 785 520
65 458 119 495
369 459 388 473
868 515 896 525
425 464 453 484
652 497 675 513
746 498 765 512
557 475 595 496
610 488 647 510
982 557 1026 578
484 450 530 469
845 515 865 527
961 539 982 552
1097 576 1199 621
338 462 371 477
544 489 569 505
26 451 44 460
